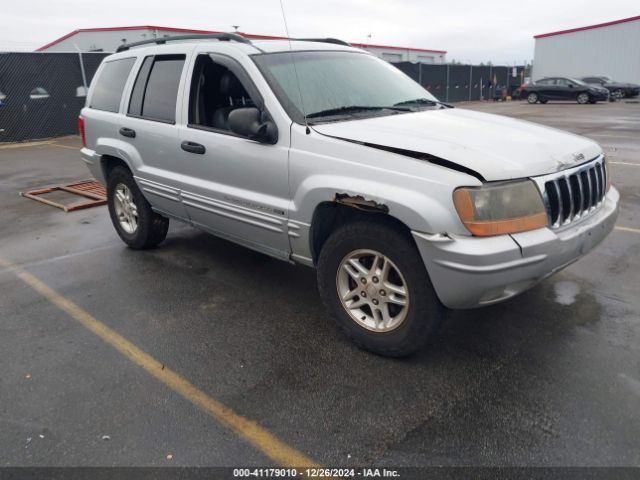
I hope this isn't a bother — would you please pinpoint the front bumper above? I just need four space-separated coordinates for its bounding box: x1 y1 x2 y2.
591 90 609 101
412 187 619 309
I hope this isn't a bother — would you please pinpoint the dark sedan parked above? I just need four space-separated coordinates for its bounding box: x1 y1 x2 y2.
580 76 640 100
522 77 609 104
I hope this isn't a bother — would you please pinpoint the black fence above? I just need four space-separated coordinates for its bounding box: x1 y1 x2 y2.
0 52 524 143
393 62 525 103
0 52 108 143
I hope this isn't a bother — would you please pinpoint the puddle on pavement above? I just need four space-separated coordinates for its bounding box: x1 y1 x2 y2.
554 281 580 305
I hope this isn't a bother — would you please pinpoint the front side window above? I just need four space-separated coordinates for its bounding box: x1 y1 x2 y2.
91 57 135 112
128 54 185 123
253 51 439 124
188 55 256 132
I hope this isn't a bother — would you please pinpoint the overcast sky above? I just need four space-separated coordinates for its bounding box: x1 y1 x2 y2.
1 0 637 63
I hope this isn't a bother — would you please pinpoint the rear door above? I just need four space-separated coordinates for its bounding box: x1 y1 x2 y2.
119 53 189 220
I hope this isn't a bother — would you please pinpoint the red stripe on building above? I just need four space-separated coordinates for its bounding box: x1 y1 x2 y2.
534 15 640 39
36 25 446 54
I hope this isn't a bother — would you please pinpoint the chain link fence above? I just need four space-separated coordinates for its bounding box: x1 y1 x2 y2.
0 52 524 143
393 62 525 103
0 52 108 143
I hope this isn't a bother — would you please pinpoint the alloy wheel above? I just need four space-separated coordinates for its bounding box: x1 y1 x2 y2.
611 89 624 100
113 183 139 234
336 249 410 332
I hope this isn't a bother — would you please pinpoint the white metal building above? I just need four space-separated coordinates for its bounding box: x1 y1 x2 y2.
37 26 447 64
533 15 640 83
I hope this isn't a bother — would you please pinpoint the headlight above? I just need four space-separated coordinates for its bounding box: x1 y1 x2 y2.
453 180 548 236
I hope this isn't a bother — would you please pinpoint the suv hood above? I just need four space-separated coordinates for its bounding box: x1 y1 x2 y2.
312 108 602 181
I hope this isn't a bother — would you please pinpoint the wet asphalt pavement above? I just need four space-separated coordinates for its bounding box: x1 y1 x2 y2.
1 100 639 468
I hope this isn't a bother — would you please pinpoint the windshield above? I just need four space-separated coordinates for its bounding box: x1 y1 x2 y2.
253 51 439 123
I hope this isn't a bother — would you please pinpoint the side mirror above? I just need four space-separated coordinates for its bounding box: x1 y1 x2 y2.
228 107 278 144
568 84 574 88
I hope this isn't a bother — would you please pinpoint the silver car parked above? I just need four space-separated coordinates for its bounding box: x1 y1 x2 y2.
80 34 619 356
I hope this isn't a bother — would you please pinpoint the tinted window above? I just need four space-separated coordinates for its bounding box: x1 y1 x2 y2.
128 56 154 116
91 57 136 112
138 55 185 123
536 79 552 85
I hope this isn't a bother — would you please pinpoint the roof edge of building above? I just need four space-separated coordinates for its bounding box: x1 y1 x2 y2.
534 15 640 39
35 25 446 54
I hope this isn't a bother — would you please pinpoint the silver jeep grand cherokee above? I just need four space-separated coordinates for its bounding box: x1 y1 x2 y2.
79 34 619 356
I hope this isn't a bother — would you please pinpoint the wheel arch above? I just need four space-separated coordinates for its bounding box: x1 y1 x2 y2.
101 154 132 181
309 199 415 265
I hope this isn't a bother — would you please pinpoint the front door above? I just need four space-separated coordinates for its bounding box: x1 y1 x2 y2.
554 78 574 100
177 54 290 260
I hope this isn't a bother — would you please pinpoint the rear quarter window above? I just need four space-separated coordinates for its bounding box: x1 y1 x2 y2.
90 57 136 112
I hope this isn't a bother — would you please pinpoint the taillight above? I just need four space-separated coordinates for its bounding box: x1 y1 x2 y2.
78 115 86 147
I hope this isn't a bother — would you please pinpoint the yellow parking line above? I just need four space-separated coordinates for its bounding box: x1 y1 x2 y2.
0 257 318 468
0 140 55 150
615 226 640 234
50 143 80 150
609 161 640 167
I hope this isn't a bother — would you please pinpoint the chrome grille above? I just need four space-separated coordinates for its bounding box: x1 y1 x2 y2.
543 158 607 228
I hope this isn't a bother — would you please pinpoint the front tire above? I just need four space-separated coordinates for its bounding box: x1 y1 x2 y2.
527 92 539 104
107 166 169 249
317 220 444 357
610 89 624 101
577 92 590 104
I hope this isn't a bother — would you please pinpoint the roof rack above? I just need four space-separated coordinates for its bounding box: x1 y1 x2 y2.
293 38 351 47
116 33 251 52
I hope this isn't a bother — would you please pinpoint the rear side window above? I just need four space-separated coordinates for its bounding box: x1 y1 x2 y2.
91 57 136 112
128 54 185 123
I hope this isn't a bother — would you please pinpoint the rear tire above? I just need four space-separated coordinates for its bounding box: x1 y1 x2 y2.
107 166 169 249
527 92 539 104
317 220 444 357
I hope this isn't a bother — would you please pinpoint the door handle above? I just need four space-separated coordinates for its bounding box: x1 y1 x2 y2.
181 141 206 155
119 127 136 138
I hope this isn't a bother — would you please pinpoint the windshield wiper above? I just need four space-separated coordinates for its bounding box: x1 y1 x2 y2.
306 105 411 120
394 98 454 109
